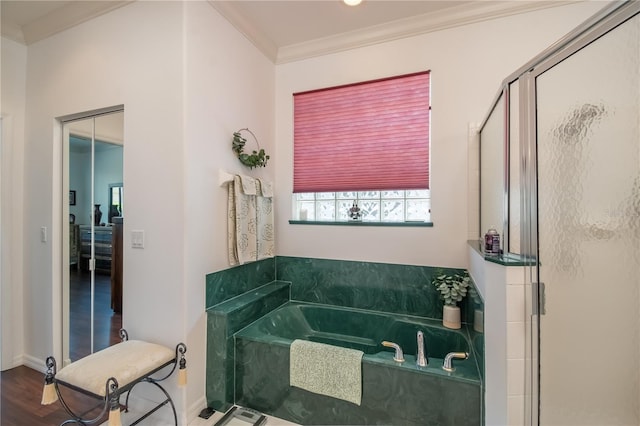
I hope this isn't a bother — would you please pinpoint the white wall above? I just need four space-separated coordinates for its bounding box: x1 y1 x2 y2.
14 0 275 421
274 1 604 269
22 0 187 419
469 246 527 426
0 37 27 370
183 1 275 417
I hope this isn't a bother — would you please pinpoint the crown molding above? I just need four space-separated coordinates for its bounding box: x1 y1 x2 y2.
20 1 133 45
208 0 279 63
210 0 574 65
1 21 26 44
277 1 578 64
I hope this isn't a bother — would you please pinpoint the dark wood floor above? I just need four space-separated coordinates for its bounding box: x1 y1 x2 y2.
0 364 109 425
69 269 122 361
1 268 122 425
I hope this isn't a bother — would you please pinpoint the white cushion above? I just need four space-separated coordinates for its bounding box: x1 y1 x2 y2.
56 340 175 397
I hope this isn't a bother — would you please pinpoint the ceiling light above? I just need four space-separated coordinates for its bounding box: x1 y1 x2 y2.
343 0 362 6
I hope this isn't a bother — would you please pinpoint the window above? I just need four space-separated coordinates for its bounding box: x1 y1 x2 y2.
293 71 431 223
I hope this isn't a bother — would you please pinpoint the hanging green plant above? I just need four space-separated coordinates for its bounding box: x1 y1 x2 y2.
232 128 270 169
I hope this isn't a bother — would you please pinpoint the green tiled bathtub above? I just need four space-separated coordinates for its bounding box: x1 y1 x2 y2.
235 301 481 425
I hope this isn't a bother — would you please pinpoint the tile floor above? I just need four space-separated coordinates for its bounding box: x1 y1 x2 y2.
189 407 299 426
106 406 298 426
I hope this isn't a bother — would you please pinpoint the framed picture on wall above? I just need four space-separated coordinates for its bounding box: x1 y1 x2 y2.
69 190 76 206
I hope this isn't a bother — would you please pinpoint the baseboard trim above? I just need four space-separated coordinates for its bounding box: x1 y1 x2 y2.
22 354 45 372
188 395 208 423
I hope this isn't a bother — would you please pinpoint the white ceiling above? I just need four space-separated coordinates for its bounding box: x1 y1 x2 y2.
1 0 574 63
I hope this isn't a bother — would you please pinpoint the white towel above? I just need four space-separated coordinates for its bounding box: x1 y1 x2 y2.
255 178 273 261
239 175 257 195
290 339 363 406
227 175 274 265
257 178 273 197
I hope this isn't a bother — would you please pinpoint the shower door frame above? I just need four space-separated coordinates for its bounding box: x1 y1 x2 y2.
517 2 640 425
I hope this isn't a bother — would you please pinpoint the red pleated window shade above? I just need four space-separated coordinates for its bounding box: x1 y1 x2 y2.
293 71 430 193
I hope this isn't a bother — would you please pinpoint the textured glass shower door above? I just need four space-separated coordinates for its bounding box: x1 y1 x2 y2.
534 11 640 425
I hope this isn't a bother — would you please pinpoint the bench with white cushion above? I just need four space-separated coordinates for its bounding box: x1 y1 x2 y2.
42 329 186 426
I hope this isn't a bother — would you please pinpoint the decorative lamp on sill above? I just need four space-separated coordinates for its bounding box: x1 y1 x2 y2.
348 201 362 221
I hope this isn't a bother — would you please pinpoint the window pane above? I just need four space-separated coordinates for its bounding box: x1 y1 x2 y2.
316 201 336 221
300 201 315 220
293 191 431 223
316 192 335 200
358 191 380 199
297 193 315 201
382 200 404 222
337 192 357 199
337 200 352 221
406 189 430 198
382 190 404 199
406 199 430 221
360 200 380 221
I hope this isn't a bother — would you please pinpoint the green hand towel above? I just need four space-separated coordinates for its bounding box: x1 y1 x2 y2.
290 339 364 406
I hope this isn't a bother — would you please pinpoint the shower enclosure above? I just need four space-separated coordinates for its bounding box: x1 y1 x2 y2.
479 2 640 424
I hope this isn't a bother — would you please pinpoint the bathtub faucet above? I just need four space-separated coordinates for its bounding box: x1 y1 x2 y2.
416 331 428 367
382 341 405 363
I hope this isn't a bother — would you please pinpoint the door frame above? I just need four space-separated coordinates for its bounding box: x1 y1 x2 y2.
55 105 124 366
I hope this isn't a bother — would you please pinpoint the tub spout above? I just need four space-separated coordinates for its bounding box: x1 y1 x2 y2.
442 352 469 372
382 341 405 363
416 331 428 367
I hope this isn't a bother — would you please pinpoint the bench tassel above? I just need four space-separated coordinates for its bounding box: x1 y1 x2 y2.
41 356 58 405
108 404 122 426
41 377 58 405
107 377 122 426
177 343 187 387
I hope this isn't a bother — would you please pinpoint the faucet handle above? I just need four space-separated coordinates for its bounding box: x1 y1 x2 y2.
382 341 405 363
442 352 469 372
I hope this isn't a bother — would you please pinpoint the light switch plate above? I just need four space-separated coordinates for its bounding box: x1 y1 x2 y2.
131 230 144 249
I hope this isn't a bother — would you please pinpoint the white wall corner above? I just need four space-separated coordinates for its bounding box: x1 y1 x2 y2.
467 122 481 240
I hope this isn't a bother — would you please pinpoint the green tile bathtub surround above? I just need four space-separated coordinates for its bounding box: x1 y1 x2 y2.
235 336 481 425
205 257 484 422
205 257 276 309
234 302 481 424
275 256 465 320
213 281 291 333
472 333 485 382
237 302 472 366
462 273 485 384
206 314 233 412
205 281 290 411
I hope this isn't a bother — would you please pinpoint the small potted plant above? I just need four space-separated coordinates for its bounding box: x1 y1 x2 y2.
432 269 471 329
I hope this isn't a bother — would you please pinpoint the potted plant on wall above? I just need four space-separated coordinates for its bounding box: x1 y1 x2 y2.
432 269 471 329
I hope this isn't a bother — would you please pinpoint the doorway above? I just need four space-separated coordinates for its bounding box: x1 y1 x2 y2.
61 108 124 364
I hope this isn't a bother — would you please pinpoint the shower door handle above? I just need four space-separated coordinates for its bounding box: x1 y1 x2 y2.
532 282 546 315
